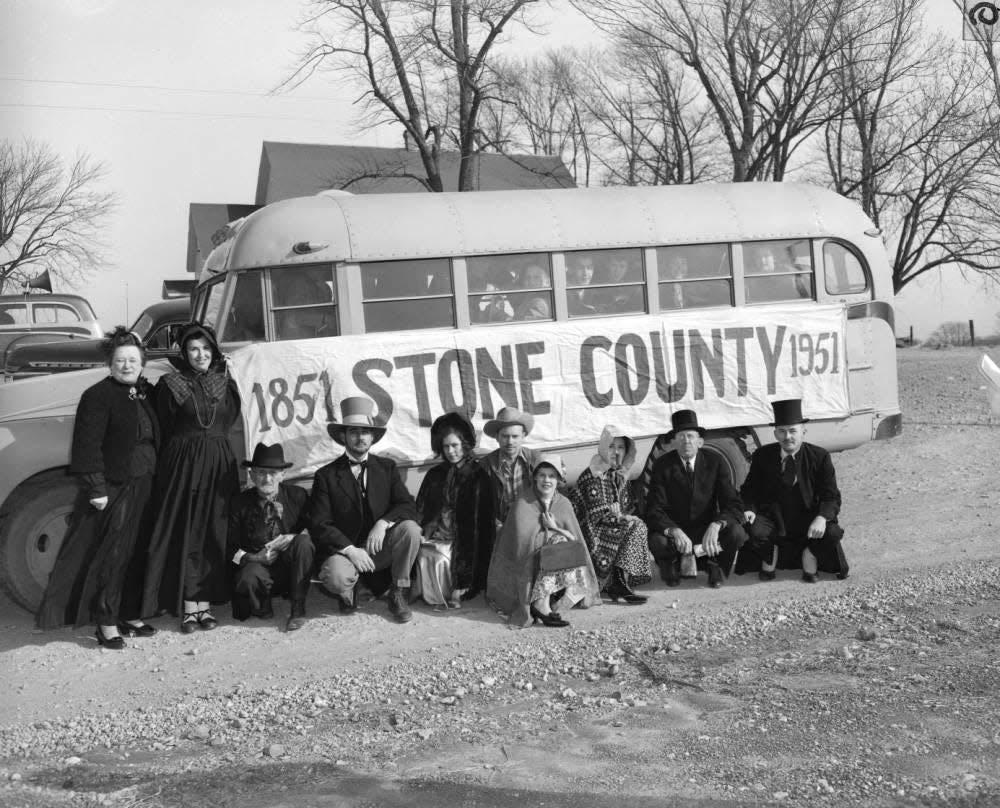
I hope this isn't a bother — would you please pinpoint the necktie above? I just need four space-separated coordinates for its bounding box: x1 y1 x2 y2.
781 454 796 487
685 459 694 482
260 499 281 542
349 459 367 494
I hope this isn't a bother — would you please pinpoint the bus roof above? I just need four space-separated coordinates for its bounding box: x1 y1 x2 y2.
214 183 877 274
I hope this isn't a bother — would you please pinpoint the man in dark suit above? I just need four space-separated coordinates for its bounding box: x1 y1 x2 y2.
228 442 314 631
738 399 849 583
645 410 747 588
307 397 421 623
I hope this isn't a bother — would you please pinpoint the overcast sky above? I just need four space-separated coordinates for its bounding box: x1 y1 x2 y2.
1 0 994 340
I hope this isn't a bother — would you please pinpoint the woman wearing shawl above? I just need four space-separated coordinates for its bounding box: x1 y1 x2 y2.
487 455 600 628
413 412 495 609
142 323 241 633
569 425 651 604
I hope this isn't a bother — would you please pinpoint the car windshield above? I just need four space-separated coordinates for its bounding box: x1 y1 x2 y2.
130 311 155 339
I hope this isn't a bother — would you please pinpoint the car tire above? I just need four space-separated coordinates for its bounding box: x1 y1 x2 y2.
0 471 76 612
701 434 754 488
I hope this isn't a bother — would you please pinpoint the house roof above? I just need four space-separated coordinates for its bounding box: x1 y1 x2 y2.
186 203 261 275
255 141 575 204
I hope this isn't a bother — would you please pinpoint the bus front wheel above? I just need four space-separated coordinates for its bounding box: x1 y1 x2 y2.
0 471 76 613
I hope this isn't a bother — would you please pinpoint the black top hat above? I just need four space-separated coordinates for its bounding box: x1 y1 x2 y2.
770 398 808 427
666 409 706 440
242 442 293 470
430 411 477 456
326 396 387 445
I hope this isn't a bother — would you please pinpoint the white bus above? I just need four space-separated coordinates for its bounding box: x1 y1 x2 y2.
0 182 899 610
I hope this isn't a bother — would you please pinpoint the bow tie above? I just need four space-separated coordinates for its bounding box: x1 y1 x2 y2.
348 458 367 468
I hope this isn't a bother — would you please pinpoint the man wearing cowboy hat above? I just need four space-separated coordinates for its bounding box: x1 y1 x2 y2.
228 443 315 631
482 406 542 530
307 396 421 623
645 410 747 588
738 399 849 583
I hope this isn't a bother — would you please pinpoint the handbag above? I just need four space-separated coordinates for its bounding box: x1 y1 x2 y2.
538 538 590 572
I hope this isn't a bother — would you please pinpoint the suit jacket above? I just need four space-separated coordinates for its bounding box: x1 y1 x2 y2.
227 482 308 560
306 453 418 560
741 441 840 524
644 449 743 536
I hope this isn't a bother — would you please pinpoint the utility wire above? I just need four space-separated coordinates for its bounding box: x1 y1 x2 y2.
0 75 331 102
0 101 338 123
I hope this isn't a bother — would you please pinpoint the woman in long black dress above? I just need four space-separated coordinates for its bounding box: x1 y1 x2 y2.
142 323 241 633
36 327 159 649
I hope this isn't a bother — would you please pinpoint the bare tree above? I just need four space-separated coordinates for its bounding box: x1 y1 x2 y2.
286 0 543 192
0 139 114 294
573 0 893 182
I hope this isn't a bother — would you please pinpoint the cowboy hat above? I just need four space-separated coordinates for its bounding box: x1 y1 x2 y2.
483 406 535 439
242 442 293 470
326 396 387 445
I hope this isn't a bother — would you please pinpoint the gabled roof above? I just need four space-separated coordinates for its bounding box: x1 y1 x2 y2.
186 203 261 275
255 141 575 204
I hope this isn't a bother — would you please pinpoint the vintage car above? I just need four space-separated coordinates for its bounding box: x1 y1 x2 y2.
3 298 189 380
0 293 104 359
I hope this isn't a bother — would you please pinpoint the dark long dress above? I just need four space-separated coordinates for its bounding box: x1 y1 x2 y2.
36 376 158 629
141 365 240 616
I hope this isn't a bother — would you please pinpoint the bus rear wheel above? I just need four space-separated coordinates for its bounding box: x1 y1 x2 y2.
701 434 753 489
0 472 76 613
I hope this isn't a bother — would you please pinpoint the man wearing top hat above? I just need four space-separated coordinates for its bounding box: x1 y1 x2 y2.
738 398 849 583
645 410 747 588
482 407 542 531
228 442 315 631
307 396 422 623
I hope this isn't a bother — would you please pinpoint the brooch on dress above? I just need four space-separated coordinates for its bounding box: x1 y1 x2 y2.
128 385 146 401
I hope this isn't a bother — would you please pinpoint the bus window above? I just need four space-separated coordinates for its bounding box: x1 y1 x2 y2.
224 271 266 341
744 240 813 304
566 251 601 318
587 248 646 315
272 266 338 340
361 258 454 333
468 253 552 324
197 278 226 331
657 244 733 310
824 242 870 296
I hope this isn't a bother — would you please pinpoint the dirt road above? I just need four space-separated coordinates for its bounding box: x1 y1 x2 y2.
1 347 998 807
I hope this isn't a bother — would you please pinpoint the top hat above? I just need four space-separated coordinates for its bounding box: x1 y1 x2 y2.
326 396 387 445
533 453 566 482
483 406 535 440
242 442 293 470
430 411 477 456
666 409 706 440
770 399 808 427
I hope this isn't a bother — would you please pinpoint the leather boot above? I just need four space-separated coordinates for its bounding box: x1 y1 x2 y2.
286 599 307 631
388 586 413 623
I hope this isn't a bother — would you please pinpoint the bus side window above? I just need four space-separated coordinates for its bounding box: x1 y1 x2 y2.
361 258 454 333
468 254 553 324
744 240 813 304
824 242 870 296
272 266 338 341
588 248 646 316
225 271 266 342
657 244 733 310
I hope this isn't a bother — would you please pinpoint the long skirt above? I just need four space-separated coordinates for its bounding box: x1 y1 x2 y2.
36 474 154 629
591 518 652 587
412 542 454 607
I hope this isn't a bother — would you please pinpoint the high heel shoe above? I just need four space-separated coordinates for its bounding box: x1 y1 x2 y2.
529 605 569 628
95 626 125 650
119 621 156 638
605 568 647 605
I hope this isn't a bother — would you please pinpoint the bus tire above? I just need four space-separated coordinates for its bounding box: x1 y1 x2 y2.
0 471 76 613
701 434 753 489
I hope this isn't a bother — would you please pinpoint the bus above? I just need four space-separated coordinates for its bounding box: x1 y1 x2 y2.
0 182 900 611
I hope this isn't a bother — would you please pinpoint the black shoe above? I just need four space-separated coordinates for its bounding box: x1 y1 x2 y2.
337 593 359 614
605 568 647 604
286 599 307 632
836 570 849 581
197 610 218 630
802 572 819 584
119 621 156 638
707 562 724 589
530 605 569 627
180 612 199 634
96 626 125 650
252 597 274 620
388 587 412 624
658 559 681 587
758 569 776 581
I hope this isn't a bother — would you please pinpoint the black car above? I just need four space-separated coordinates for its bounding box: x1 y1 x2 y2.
3 298 190 380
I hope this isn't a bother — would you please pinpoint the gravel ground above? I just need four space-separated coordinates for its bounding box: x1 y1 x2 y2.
0 346 997 808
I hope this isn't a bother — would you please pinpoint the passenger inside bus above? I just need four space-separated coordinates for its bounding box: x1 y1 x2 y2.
744 243 812 304
658 249 732 310
567 254 598 317
512 264 552 321
274 268 337 340
596 251 644 314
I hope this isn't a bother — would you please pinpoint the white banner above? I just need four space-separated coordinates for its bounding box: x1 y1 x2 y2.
229 304 849 478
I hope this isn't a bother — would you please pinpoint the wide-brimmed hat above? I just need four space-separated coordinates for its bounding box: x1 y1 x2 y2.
326 396 387 445
770 398 809 427
430 411 477 456
666 409 706 440
533 453 566 482
483 406 535 439
242 442 293 470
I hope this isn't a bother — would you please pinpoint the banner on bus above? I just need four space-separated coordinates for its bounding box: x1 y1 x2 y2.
229 304 849 477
